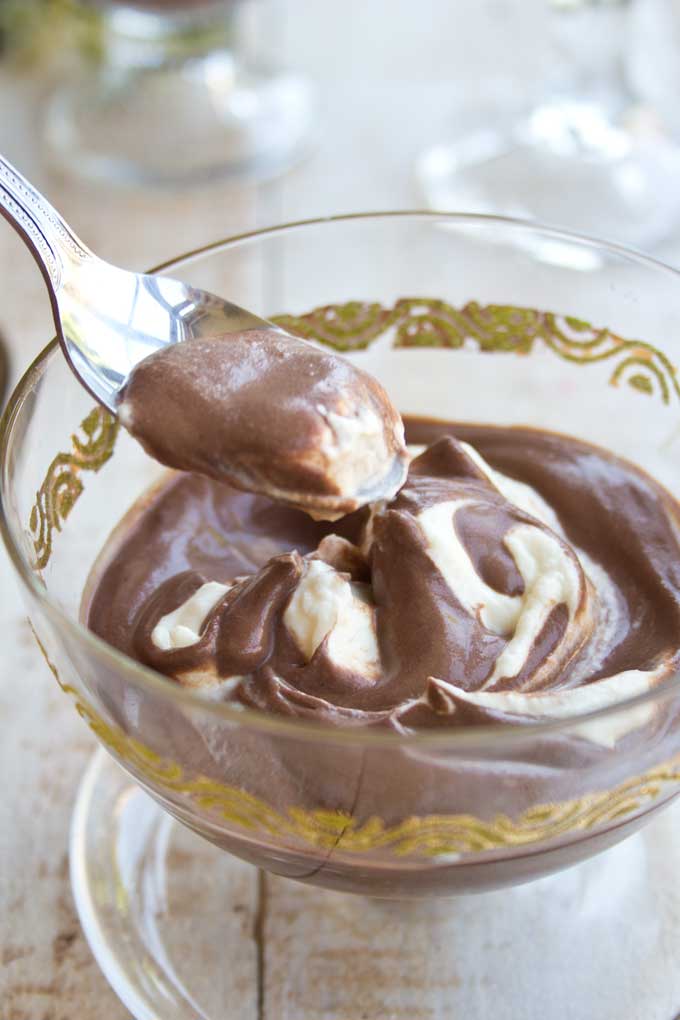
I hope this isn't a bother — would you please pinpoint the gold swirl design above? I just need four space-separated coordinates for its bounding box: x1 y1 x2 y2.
28 406 119 569
65 689 680 856
28 631 680 858
277 299 680 404
273 300 398 351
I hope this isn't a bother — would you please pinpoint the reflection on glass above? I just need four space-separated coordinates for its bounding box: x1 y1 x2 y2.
417 0 680 253
46 0 315 186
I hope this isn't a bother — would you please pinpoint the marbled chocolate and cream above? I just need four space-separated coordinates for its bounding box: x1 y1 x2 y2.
117 329 408 520
87 420 680 738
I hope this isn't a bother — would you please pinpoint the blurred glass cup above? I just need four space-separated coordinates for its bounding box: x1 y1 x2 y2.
417 0 680 253
45 0 315 186
628 0 680 136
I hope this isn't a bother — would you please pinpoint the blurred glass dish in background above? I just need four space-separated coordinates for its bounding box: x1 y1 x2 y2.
628 0 680 138
45 0 315 186
417 0 680 254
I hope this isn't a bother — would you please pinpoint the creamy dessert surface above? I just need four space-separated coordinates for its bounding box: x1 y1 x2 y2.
117 329 409 521
87 418 680 737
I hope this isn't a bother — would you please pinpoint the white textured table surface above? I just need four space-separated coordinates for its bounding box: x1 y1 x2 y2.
4 3 680 1018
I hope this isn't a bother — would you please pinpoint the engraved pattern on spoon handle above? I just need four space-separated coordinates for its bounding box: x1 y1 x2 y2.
0 154 90 292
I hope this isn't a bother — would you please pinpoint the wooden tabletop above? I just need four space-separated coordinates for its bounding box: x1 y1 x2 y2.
4 4 680 1017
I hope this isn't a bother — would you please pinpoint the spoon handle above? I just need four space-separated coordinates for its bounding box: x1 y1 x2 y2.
0 154 90 293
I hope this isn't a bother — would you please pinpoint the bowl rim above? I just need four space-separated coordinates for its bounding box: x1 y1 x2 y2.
4 207 680 750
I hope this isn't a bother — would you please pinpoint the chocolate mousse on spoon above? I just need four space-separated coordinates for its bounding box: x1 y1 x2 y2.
0 155 408 518
117 330 407 519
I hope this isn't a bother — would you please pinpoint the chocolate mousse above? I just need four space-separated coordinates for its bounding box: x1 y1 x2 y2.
117 329 408 520
87 418 680 734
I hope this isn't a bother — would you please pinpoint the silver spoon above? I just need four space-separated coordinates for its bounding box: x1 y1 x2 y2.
0 154 409 518
0 153 274 412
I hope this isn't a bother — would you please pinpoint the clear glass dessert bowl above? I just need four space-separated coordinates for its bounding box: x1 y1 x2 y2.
4 212 680 1012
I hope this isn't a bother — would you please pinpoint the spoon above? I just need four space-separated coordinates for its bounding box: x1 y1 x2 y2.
0 155 408 518
0 153 275 411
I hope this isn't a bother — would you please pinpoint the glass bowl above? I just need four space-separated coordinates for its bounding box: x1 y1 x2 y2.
4 212 680 1010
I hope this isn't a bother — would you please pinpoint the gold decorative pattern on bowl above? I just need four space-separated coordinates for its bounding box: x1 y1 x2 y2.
274 298 680 403
29 405 118 570
31 628 680 859
27 302 677 571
